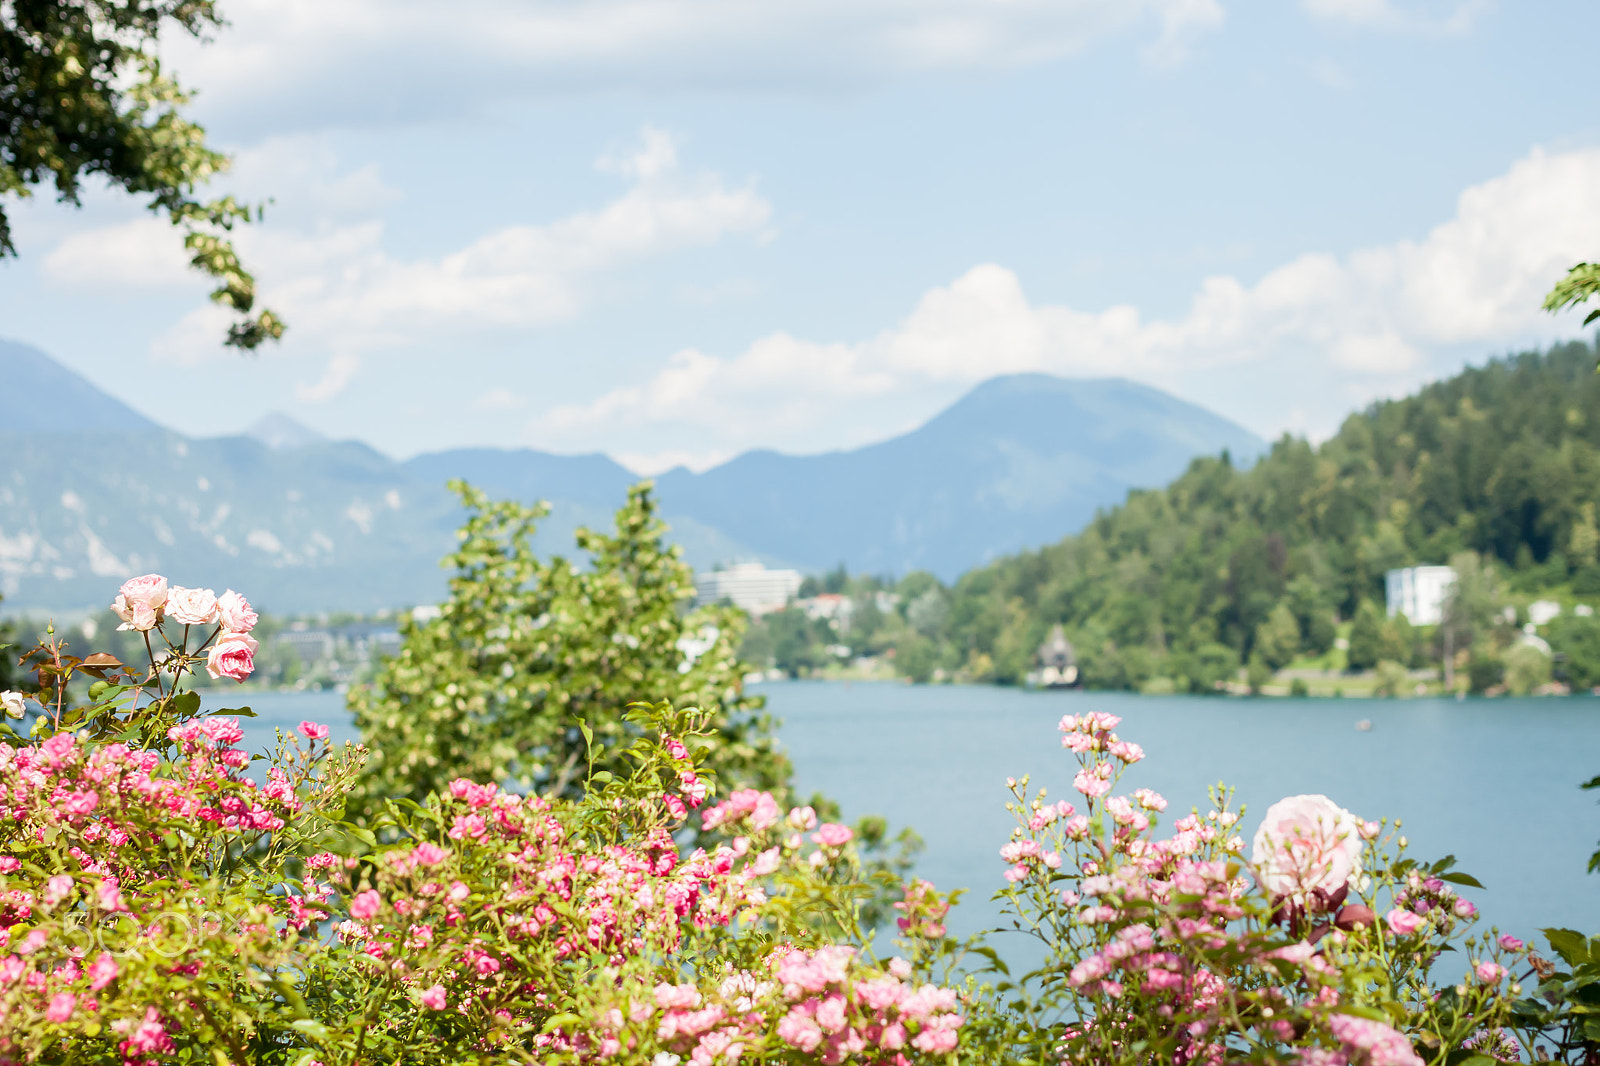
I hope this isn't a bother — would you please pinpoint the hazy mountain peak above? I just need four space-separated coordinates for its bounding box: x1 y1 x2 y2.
0 339 158 433
246 412 328 450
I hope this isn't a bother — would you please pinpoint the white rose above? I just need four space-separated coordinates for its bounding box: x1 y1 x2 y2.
0 691 26 720
1251 794 1364 906
165 586 219 626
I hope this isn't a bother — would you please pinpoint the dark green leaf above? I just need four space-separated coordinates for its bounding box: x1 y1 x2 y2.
1439 871 1484 888
1544 928 1591 967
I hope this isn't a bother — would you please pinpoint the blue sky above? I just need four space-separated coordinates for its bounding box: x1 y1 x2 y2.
3 0 1599 471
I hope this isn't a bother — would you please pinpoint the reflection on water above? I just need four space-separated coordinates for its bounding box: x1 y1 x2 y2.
212 683 1600 948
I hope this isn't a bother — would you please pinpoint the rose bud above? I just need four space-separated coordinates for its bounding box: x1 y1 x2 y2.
1334 903 1376 931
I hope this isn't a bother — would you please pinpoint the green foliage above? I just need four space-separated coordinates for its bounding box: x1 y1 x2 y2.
349 480 788 817
1286 574 1338 655
1504 642 1552 695
1467 648 1505 694
1372 658 1409 697
1504 925 1600 1060
1544 261 1600 329
1379 610 1417 668
1174 641 1238 694
1346 600 1385 673
895 634 940 684
1550 614 1600 690
849 339 1600 690
1253 601 1301 670
0 0 282 348
740 606 834 677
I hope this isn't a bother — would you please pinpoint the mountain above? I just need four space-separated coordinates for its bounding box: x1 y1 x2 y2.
0 427 457 614
652 375 1264 578
0 340 157 432
882 338 1600 691
246 412 329 450
0 343 1262 612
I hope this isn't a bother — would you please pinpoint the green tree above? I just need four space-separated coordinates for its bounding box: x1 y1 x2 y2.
1286 575 1337 656
895 633 939 684
1252 601 1301 671
1571 502 1600 569
1175 642 1238 694
1372 659 1409 697
1549 614 1600 690
349 481 787 815
1378 611 1416 668
1346 600 1385 673
1 0 281 348
1504 642 1552 695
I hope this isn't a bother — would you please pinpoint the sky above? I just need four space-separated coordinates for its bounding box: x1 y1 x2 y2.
3 0 1600 473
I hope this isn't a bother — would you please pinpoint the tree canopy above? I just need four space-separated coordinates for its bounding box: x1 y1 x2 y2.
348 480 788 819
1 0 280 348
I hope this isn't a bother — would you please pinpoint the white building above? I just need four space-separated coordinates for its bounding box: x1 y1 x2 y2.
1528 599 1562 627
799 593 855 632
694 562 802 616
1384 566 1457 626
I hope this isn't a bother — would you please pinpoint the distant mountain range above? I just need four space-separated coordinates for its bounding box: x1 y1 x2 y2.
0 339 1262 613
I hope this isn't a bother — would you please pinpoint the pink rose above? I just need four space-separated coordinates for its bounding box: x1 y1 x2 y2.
1475 961 1505 983
88 952 119 991
1251 794 1364 905
812 823 854 848
1499 934 1525 951
1386 908 1424 936
111 574 167 632
298 721 330 741
97 878 127 913
420 984 447 1010
1327 1014 1422 1066
45 992 75 1023
206 633 259 683
349 890 382 920
164 586 219 626
1454 898 1477 918
215 590 258 633
413 842 448 866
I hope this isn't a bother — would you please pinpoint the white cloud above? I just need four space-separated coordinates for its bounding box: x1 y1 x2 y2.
127 128 769 396
44 218 195 288
474 387 527 411
1302 0 1490 34
162 0 1220 131
529 145 1600 455
296 354 361 404
1143 0 1226 68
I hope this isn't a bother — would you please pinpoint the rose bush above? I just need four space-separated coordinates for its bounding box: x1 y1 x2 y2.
959 711 1553 1066
0 577 971 1065
0 575 1589 1065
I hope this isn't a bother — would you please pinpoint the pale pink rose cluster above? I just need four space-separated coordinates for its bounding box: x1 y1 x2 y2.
109 575 260 683
110 574 168 633
1250 794 1364 908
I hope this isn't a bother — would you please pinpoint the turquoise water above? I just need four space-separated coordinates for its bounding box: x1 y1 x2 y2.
214 682 1600 947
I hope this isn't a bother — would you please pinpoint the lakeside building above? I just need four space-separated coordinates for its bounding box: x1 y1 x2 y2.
1028 624 1079 688
799 593 854 632
275 621 402 684
694 562 802 616
1384 566 1457 626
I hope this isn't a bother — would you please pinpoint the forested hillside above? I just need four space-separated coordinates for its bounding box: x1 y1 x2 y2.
748 339 1600 693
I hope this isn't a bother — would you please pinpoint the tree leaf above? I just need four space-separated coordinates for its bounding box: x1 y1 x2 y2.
1544 927 1591 967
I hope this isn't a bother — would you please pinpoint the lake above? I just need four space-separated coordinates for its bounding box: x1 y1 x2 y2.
213 682 1600 949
